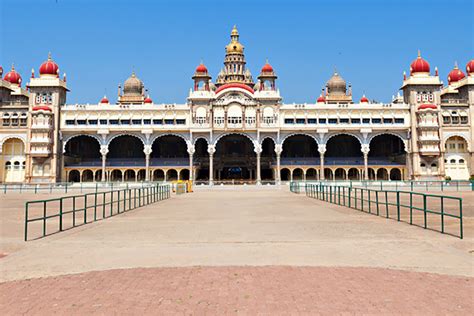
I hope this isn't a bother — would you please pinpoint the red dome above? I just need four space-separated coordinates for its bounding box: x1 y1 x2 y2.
418 104 437 110
316 94 325 103
32 105 52 112
100 96 109 104
144 96 153 104
215 83 254 94
261 62 273 73
3 65 22 86
447 64 465 84
410 51 430 75
39 53 59 76
196 63 208 73
466 59 474 75
360 95 369 103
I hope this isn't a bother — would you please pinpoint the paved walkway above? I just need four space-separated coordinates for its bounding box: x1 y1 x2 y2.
1 266 472 315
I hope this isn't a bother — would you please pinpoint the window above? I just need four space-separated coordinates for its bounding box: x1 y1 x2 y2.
459 159 465 163
284 118 295 124
340 118 349 124
458 143 465 150
20 118 27 126
296 118 305 124
66 120 75 125
351 118 360 124
328 118 337 124
77 120 86 125
318 118 326 124
143 119 151 125
420 163 426 167
132 119 142 125
109 120 119 125
460 116 468 124
442 116 450 124
383 118 393 124
88 120 98 125
307 118 317 124
153 119 163 125
362 118 370 124
164 119 174 125
120 119 130 125
452 116 459 124
99 119 108 125
372 118 381 124
227 117 242 124
176 119 186 125
450 159 456 163
394 118 404 124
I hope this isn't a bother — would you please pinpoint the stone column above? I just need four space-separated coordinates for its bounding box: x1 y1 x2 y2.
318 144 326 180
143 145 152 182
100 145 109 182
187 142 195 182
207 144 215 185
254 142 262 185
361 144 370 180
275 144 282 184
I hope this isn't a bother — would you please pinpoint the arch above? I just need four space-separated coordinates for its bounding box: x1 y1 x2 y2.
150 133 189 146
81 169 94 182
348 168 359 180
0 135 26 148
124 169 136 181
281 133 319 146
390 168 402 180
106 133 146 147
280 168 291 181
137 169 146 181
193 136 210 145
110 169 122 182
324 168 333 180
179 169 190 180
442 134 470 152
95 170 103 182
325 132 363 146
213 132 255 147
325 134 362 160
377 168 388 180
68 170 80 182
64 135 101 166
334 168 346 180
292 168 304 180
306 168 317 180
368 132 407 152
108 135 145 162
151 135 188 159
153 169 165 181
368 168 376 180
62 134 102 153
260 135 277 146
167 169 178 181
281 134 319 158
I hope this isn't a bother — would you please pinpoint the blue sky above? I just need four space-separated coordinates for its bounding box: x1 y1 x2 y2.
1 0 473 104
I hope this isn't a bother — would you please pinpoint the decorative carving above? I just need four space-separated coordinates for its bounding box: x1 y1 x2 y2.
318 144 327 155
361 144 370 155
207 144 216 155
100 145 109 156
143 144 152 156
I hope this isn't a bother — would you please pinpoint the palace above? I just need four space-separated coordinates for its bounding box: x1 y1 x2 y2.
1 26 473 184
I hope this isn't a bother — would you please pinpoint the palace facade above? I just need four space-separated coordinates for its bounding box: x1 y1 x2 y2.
1 26 473 184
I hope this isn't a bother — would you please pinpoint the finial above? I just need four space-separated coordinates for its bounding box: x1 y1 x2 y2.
48 52 52 60
403 70 407 80
435 67 438 76
11 63 15 71
417 49 421 58
334 66 338 75
63 72 67 82
454 61 458 69
31 68 35 78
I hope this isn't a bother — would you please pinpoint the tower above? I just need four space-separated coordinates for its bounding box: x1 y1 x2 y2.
26 53 68 183
192 62 211 91
401 51 443 179
257 60 277 91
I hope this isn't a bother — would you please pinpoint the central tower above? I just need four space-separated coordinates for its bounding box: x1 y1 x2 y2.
216 26 254 87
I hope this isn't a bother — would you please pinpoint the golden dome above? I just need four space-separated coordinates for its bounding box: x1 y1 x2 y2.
123 72 143 96
226 25 244 54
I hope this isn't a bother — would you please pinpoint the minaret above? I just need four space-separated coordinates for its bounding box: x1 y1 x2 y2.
218 25 253 86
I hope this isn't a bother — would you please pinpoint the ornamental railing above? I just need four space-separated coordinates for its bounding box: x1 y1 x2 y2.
24 184 171 241
302 183 463 239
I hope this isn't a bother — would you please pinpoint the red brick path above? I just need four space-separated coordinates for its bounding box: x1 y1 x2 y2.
1 266 472 315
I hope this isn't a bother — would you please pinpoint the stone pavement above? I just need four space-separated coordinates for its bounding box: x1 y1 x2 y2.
0 186 473 314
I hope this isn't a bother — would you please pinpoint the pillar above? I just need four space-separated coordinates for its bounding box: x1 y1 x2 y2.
189 154 194 182
208 144 215 185
275 144 282 184
318 144 326 180
100 145 109 182
143 145 152 182
256 152 262 185
361 144 370 181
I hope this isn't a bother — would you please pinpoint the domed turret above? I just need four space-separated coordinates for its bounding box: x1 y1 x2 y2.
410 50 430 75
226 25 244 54
123 72 143 96
447 62 465 84
317 94 325 103
466 59 474 76
39 53 59 77
100 96 109 104
326 71 346 95
360 95 369 103
144 96 153 104
4 64 22 86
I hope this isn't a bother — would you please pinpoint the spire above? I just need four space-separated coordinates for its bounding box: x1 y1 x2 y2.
417 49 421 58
231 25 239 41
48 52 52 61
454 61 458 69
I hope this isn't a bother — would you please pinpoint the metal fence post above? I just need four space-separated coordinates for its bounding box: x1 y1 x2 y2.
459 199 463 239
24 202 29 241
423 194 427 229
396 191 400 221
59 198 63 231
440 196 444 233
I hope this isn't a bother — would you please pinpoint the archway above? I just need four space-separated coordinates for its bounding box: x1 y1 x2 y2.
95 170 103 182
68 170 80 182
293 168 304 180
110 170 122 182
280 168 290 181
335 168 346 180
1 138 26 182
261 138 276 180
81 170 94 182
377 168 388 180
390 168 402 180
348 168 359 180
64 135 101 167
214 134 255 180
444 136 470 180
153 169 165 181
195 138 209 181
306 168 317 180
180 169 190 180
324 168 333 180
369 134 406 165
326 134 362 165
151 135 188 167
124 169 136 181
137 169 146 181
108 135 144 167
167 169 178 181
368 168 376 180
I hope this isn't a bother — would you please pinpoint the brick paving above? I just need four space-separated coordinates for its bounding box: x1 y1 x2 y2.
0 266 472 315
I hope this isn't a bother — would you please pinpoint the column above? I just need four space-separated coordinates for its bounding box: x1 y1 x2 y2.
208 145 215 185
187 142 195 182
100 145 109 182
318 144 326 180
361 144 370 180
275 144 282 184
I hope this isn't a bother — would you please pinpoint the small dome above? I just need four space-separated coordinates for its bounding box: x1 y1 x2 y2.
226 41 244 54
317 94 325 103
123 72 143 96
144 96 153 104
326 71 346 95
418 104 437 110
360 95 369 103
39 53 59 76
410 51 430 75
196 63 208 73
261 62 273 73
4 65 22 86
447 63 465 84
100 96 109 104
465 59 474 75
